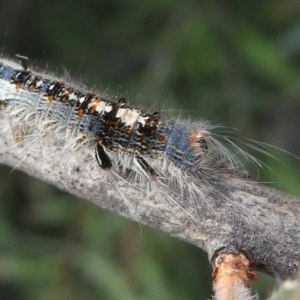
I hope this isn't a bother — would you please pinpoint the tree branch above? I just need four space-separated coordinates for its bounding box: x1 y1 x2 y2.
0 116 299 280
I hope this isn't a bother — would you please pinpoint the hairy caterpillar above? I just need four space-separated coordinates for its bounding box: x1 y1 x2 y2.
2 55 300 300
0 56 284 224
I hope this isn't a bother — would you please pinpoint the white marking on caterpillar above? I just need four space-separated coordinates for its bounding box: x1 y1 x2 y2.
0 56 294 225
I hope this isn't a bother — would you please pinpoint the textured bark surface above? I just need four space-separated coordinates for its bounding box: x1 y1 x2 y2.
0 127 299 280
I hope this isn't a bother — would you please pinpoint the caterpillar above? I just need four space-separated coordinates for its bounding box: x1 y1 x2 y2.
0 55 270 222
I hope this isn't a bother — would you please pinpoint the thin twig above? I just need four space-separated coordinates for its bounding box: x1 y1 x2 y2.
212 253 258 300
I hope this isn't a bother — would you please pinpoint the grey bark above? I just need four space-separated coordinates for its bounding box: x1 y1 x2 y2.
0 127 299 280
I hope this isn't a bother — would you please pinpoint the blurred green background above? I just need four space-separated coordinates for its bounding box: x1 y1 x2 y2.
0 0 300 299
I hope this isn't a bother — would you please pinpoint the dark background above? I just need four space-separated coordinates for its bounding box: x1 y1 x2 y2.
0 0 300 299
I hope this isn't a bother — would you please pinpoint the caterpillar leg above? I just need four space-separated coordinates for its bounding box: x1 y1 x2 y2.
135 155 156 177
95 142 112 170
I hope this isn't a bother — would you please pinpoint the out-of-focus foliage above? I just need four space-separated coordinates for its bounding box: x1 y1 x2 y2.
268 280 299 300
0 0 299 299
